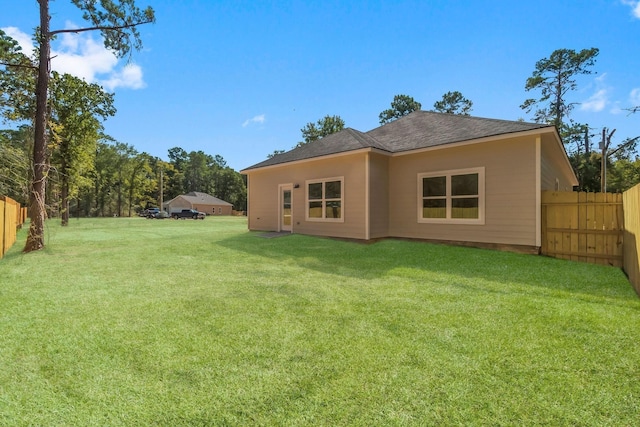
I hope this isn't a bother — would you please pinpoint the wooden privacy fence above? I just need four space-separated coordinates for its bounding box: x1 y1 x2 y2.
623 184 640 296
541 191 624 267
1 196 27 259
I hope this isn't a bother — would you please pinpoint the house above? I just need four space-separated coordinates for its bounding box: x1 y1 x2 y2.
241 111 578 252
164 192 233 216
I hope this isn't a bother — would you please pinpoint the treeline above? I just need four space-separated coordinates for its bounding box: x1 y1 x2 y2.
1 26 245 224
279 49 639 193
0 126 246 219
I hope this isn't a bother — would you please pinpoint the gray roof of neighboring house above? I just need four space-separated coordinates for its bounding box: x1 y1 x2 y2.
166 192 232 206
242 111 554 171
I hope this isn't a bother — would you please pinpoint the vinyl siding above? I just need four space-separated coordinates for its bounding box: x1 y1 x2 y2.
388 136 538 246
246 153 368 239
540 134 576 191
368 153 389 238
193 204 233 215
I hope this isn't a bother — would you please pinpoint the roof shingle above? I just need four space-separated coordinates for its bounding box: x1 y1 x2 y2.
243 111 553 171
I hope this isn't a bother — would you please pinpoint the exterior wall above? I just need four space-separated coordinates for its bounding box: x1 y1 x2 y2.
193 204 233 215
246 153 368 239
387 136 538 246
368 152 389 239
540 134 576 191
166 197 191 213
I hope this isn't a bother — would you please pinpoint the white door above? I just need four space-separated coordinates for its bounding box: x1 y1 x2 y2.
280 185 292 232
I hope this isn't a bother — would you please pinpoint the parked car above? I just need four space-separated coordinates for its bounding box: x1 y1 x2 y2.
172 209 206 220
144 208 160 218
153 211 170 219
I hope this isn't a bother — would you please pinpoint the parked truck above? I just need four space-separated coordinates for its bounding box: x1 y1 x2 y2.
171 209 206 220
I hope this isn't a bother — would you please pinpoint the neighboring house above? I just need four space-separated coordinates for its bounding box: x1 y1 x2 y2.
241 111 578 252
164 192 233 215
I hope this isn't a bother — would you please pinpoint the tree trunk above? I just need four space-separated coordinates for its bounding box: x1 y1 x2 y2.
60 144 69 225
24 0 51 252
61 168 69 226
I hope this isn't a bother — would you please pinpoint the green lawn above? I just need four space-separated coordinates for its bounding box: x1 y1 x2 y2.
1 217 638 426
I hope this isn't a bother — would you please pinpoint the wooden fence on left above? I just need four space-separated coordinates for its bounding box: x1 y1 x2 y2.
1 196 27 259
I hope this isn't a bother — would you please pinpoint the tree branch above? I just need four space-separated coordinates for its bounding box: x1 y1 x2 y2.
48 19 154 37
608 136 640 158
0 61 38 70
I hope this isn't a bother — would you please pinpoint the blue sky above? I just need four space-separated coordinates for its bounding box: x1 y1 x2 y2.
2 0 639 171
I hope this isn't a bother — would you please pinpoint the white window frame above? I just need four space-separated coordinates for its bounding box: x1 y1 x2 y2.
417 167 485 225
305 176 344 222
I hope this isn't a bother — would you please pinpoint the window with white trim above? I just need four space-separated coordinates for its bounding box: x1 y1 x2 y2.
306 177 344 221
418 167 484 224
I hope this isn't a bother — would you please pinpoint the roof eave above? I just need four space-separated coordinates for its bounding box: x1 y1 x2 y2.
241 147 379 174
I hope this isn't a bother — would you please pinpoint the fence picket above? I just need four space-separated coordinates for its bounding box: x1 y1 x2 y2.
0 196 25 259
623 185 640 296
541 191 624 267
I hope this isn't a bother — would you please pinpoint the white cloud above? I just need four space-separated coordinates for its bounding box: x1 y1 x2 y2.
580 73 610 112
100 64 146 90
242 114 266 127
622 0 640 18
582 89 609 112
2 26 34 55
1 25 146 91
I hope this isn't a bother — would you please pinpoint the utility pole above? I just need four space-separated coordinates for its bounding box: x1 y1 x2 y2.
159 167 164 211
600 128 616 193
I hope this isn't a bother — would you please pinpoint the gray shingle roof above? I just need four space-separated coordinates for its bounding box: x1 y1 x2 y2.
243 111 554 171
182 192 232 206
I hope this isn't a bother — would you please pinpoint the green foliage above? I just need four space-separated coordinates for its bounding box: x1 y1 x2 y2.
433 91 473 115
379 94 421 124
298 114 345 146
571 152 601 192
0 29 37 123
608 157 640 193
1 218 638 425
48 72 116 224
18 0 155 250
559 120 591 156
0 127 30 204
166 147 247 211
521 48 599 127
68 0 155 58
267 149 285 159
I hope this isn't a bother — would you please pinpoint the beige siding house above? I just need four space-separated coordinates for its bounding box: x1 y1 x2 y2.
241 111 577 252
164 192 233 215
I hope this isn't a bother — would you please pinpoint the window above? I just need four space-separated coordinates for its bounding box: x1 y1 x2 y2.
306 177 344 221
418 167 484 224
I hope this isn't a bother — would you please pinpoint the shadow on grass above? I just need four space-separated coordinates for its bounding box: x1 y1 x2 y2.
217 231 638 304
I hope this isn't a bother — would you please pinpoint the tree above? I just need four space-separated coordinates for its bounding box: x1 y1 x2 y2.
214 167 247 211
608 156 640 193
520 48 599 128
48 72 116 225
0 29 37 123
124 152 154 217
267 149 285 159
433 91 473 115
164 148 246 211
298 115 345 146
599 128 639 193
23 0 155 252
0 127 31 204
379 94 421 124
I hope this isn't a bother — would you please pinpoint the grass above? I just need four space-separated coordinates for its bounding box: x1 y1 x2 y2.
0 217 639 426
